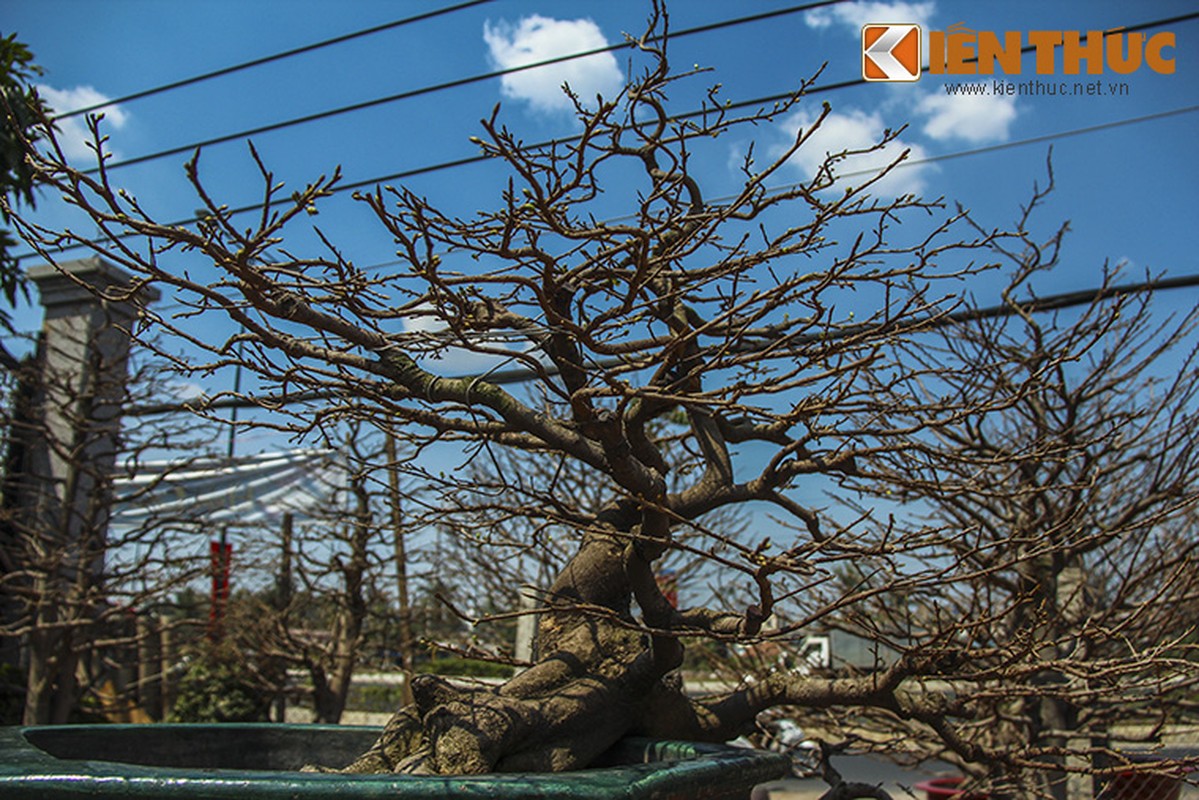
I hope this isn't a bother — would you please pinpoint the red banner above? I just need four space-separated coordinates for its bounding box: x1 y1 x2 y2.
208 540 233 640
656 569 679 609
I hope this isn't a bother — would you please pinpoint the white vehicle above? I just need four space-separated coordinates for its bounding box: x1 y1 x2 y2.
732 717 820 775
794 635 830 673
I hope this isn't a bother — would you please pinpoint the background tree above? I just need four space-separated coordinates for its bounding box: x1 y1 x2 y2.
1 322 222 723
169 638 271 723
234 429 398 724
0 34 49 355
823 213 1199 797
8 13 1199 794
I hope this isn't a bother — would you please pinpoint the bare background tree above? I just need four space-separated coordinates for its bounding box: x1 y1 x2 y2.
7 11 1199 796
1 320 221 724
821 212 1199 797
232 428 403 724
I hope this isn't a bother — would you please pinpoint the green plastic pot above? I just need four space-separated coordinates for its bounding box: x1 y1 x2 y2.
0 723 790 799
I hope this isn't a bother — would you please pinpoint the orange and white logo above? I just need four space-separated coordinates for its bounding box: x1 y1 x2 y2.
862 24 921 81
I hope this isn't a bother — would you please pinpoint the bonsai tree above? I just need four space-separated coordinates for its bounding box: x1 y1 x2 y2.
7 10 1198 793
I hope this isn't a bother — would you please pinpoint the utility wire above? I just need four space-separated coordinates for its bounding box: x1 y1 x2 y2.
126 272 1199 417
79 1 849 175
674 10 1199 128
663 103 1199 214
17 99 1197 266
207 101 1199 222
16 11 1197 261
76 9 1199 186
51 0 496 120
79 8 1198 176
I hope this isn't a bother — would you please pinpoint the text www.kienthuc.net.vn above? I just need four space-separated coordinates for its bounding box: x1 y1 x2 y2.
941 78 1131 96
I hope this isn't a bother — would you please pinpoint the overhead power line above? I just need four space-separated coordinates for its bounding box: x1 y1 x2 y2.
127 272 1199 417
51 0 496 121
16 10 1197 262
681 104 1199 212
17 99 1198 266
74 8 1199 186
80 0 850 174
204 101 1199 221
689 10 1199 124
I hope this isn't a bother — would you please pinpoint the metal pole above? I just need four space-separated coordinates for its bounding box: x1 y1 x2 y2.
210 346 242 640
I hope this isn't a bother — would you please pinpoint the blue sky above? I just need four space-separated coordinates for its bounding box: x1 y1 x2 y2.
3 0 1197 455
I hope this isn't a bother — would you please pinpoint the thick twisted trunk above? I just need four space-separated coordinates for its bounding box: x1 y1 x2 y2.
325 518 959 776
338 534 690 774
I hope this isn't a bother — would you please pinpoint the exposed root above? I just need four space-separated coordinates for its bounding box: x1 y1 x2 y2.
332 610 695 775
323 529 758 776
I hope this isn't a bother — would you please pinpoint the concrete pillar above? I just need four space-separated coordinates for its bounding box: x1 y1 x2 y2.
0 256 157 711
514 585 540 667
21 256 158 564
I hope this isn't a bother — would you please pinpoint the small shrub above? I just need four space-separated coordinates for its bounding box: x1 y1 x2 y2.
417 657 514 679
171 645 269 723
348 682 408 713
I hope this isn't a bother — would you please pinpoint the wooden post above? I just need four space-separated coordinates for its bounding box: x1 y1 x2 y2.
278 512 294 611
384 433 415 705
136 615 159 720
158 615 174 720
274 513 294 722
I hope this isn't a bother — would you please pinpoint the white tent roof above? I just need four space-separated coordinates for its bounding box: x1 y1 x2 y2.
110 448 347 529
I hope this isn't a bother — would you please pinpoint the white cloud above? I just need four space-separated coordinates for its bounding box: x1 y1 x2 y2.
400 307 519 375
36 84 129 161
806 1 935 33
483 15 623 114
777 107 932 198
169 381 206 401
401 307 447 335
917 92 1017 143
